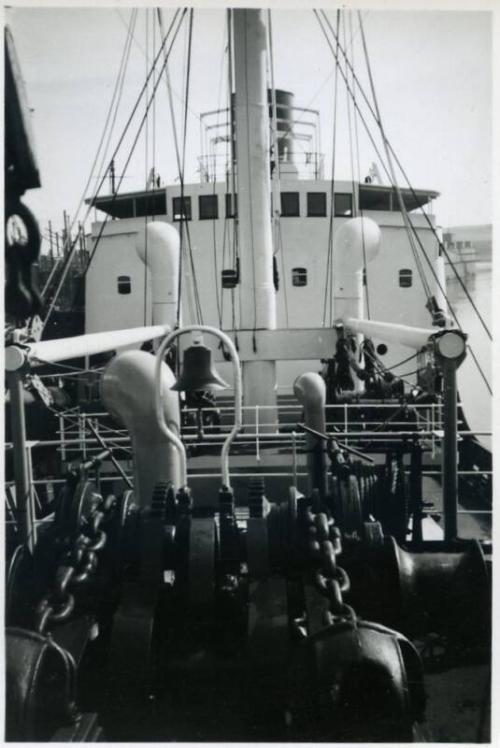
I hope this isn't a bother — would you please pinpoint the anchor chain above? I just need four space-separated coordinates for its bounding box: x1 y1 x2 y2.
34 494 115 634
304 508 356 625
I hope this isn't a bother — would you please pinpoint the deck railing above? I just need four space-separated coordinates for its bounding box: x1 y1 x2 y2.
5 400 491 540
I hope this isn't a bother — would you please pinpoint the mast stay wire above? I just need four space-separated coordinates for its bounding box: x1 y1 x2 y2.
316 10 491 395
157 8 193 326
179 10 204 326
348 10 371 320
43 8 185 329
158 8 203 326
342 9 373 330
316 15 454 309
219 30 233 332
211 19 229 330
240 19 259 340
319 9 491 343
267 10 289 329
76 9 185 273
116 7 202 127
356 12 491 391
93 10 138 199
40 9 136 310
321 9 340 328
356 12 432 303
319 7 436 307
143 8 151 327
227 9 239 336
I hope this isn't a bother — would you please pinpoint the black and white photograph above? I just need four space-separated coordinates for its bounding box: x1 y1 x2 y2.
4 2 494 742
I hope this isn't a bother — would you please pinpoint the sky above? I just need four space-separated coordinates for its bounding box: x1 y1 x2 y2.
6 5 492 247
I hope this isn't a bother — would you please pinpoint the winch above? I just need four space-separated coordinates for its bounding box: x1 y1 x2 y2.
5 438 490 741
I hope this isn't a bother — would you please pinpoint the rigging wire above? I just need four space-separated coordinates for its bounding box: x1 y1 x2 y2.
43 8 185 328
316 9 490 392
466 345 492 396
115 6 202 127
343 13 357 216
41 9 137 310
319 9 491 342
277 222 290 328
94 10 138 197
362 13 491 390
227 9 239 335
163 8 203 326
219 26 233 331
387 147 492 342
241 17 259 337
356 12 432 304
348 10 371 319
180 10 204 326
318 10 492 397
267 10 289 328
211 19 229 330
322 9 340 328
143 8 151 326
79 11 186 277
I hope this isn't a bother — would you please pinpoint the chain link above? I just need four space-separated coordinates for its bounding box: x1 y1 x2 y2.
304 510 356 623
34 490 114 634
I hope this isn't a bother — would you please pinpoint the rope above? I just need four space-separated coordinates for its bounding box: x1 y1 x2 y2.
322 9 340 328
52 8 185 330
277 222 290 328
31 358 105 374
94 11 137 196
343 12 357 214
357 13 432 303
387 146 492 341
41 10 137 310
466 345 492 396
349 11 371 319
242 17 258 334
44 10 184 329
180 11 204 325
211 20 229 330
143 9 150 326
227 9 239 334
319 9 491 341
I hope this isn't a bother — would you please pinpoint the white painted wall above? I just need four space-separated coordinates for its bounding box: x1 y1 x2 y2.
85 178 439 389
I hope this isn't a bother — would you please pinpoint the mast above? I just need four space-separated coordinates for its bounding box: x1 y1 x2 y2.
232 9 277 427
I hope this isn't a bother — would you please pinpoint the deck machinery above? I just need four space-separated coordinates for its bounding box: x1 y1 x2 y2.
4 10 491 742
5 330 491 741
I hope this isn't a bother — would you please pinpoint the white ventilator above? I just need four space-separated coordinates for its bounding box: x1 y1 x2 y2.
101 350 182 505
333 216 381 322
135 222 180 328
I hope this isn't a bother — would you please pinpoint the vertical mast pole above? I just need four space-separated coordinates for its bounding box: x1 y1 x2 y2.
233 9 277 428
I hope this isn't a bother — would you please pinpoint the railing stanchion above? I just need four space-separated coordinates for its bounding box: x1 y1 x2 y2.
292 431 298 489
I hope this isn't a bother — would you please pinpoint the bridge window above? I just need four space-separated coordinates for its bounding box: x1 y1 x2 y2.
225 193 238 218
199 194 218 220
117 275 131 295
292 267 308 287
172 196 191 221
399 268 413 288
359 187 391 211
281 191 300 217
334 192 353 217
307 192 327 217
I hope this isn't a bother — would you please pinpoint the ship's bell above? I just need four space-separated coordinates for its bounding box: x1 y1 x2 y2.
171 343 229 392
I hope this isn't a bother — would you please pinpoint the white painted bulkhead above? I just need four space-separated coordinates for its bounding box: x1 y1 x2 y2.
85 177 439 391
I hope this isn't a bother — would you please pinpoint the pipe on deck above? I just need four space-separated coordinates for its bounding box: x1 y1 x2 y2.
294 372 328 499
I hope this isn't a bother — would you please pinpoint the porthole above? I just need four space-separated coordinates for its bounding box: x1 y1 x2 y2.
292 267 307 287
